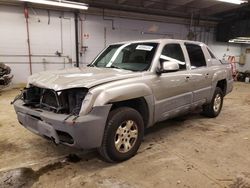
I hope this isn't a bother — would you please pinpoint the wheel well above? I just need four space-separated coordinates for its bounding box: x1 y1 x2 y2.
110 98 149 127
216 79 227 96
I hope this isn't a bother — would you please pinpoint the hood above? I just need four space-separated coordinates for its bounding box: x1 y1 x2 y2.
28 67 142 91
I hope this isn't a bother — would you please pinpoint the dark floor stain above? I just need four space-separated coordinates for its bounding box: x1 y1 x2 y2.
242 172 250 178
146 146 152 150
36 161 64 176
0 154 82 188
0 140 21 154
193 126 212 132
186 164 194 171
0 168 37 188
229 176 250 188
65 154 81 163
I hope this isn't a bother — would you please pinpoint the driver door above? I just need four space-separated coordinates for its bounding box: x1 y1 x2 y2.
152 43 193 122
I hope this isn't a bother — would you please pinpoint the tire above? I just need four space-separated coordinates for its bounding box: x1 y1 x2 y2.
202 87 224 118
98 107 144 162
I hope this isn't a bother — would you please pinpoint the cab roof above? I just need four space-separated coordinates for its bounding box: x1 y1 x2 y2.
111 39 206 46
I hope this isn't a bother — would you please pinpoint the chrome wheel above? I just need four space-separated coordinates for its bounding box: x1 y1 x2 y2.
114 120 138 153
213 94 222 113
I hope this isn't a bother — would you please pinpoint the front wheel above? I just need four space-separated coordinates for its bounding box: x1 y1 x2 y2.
202 87 224 118
98 107 144 162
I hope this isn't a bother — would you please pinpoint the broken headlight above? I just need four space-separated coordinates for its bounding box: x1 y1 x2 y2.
21 86 88 115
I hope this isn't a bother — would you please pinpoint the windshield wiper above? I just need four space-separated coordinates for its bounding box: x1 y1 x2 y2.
109 65 135 71
109 65 122 69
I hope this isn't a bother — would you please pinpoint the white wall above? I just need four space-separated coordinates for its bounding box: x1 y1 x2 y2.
0 5 244 84
0 5 76 83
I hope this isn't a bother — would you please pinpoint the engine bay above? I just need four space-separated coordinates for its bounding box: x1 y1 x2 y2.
22 86 88 115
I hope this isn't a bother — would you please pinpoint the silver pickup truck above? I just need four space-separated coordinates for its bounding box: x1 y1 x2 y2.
13 39 233 162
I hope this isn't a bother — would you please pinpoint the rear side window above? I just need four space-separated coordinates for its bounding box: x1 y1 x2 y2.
185 43 206 69
161 43 186 70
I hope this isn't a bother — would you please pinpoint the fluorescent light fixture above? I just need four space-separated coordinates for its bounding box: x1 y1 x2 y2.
229 37 250 44
19 0 88 10
216 0 247 5
237 37 250 39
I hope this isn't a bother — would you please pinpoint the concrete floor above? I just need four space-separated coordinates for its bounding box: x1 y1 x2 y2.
0 82 250 188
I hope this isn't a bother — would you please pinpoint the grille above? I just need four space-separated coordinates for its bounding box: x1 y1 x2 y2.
23 86 87 115
41 89 59 110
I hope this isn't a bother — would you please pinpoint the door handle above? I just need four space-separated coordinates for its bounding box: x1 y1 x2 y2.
205 73 209 78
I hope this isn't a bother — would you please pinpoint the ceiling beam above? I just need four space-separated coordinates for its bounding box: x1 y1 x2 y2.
81 0 219 21
118 0 127 4
143 1 156 7
165 0 195 10
172 0 221 14
203 3 238 16
89 7 217 27
0 0 218 26
183 0 220 10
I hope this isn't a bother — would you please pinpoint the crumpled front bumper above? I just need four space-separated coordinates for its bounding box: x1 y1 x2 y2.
14 100 112 149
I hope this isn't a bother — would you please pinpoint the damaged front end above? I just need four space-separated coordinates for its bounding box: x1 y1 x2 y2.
0 63 13 89
13 84 111 149
21 86 88 116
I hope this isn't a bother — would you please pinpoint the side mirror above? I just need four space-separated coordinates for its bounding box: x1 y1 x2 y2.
156 61 180 75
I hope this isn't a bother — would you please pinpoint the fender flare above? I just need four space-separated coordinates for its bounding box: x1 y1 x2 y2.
93 83 153 107
208 70 227 102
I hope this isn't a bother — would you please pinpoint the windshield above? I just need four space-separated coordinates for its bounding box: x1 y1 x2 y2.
91 42 158 71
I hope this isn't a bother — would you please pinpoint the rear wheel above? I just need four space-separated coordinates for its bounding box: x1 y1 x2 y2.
202 87 224 118
98 107 144 162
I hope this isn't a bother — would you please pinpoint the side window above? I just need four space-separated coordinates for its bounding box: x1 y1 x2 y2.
185 43 206 69
207 47 216 59
161 43 186 70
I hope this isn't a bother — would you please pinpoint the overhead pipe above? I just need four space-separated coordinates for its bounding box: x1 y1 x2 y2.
79 14 86 55
0 2 217 27
102 9 115 30
3 61 71 65
80 16 83 55
24 5 33 75
60 15 64 54
0 54 69 58
74 11 79 67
